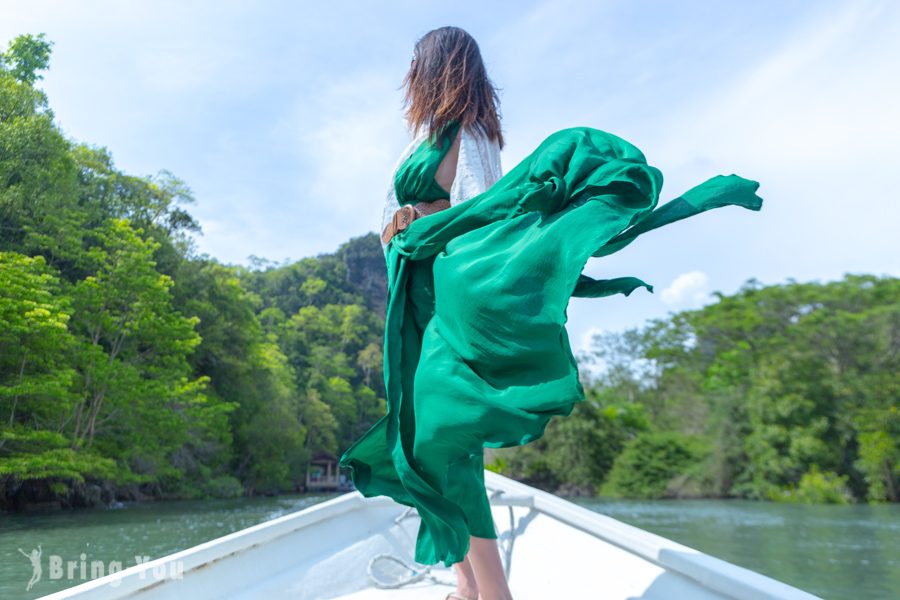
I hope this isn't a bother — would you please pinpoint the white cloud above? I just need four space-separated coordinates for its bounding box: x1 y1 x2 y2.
655 0 900 176
5 0 897 285
285 67 412 245
578 326 606 355
646 0 900 293
573 325 607 380
660 271 712 308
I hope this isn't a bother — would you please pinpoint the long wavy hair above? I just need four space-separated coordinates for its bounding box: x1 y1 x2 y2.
400 26 505 150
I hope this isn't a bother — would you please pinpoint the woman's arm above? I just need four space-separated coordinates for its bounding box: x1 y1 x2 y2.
449 126 503 208
380 184 402 252
380 130 429 252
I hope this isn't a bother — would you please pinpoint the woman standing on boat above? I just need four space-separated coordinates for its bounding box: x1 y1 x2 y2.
339 25 763 600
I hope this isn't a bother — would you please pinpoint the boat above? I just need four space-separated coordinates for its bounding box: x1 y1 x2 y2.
39 470 822 599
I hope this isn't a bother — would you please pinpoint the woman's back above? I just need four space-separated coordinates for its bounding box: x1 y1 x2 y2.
380 122 503 251
394 120 463 206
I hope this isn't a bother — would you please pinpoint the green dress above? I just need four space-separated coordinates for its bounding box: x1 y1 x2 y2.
339 120 763 567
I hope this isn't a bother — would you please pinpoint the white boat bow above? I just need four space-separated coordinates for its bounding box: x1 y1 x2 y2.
38 471 822 600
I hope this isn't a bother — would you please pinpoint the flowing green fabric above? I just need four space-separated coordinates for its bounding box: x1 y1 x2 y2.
339 125 763 567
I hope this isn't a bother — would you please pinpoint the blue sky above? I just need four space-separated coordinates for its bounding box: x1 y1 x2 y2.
3 0 899 365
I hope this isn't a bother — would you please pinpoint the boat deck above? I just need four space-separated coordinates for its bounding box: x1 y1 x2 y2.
223 500 730 600
336 584 458 599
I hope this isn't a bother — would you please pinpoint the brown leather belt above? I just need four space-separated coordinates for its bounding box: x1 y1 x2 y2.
381 199 451 245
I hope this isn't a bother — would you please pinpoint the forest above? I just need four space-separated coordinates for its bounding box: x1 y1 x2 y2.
1 34 897 512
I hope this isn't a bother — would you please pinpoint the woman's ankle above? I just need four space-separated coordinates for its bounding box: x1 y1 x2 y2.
453 558 479 599
466 536 512 600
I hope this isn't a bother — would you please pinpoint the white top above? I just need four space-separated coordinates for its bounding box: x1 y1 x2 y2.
379 123 503 251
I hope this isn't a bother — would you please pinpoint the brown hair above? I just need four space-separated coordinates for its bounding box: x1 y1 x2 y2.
400 26 505 150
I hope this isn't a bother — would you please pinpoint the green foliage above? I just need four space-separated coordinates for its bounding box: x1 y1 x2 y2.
602 431 708 499
770 465 853 504
497 391 649 494
1 33 53 85
585 274 899 503
66 217 225 483
485 455 507 474
0 252 78 420
854 405 900 502
233 340 308 492
0 424 117 487
0 447 117 482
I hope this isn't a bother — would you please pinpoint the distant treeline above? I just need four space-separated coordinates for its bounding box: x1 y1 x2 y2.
1 34 896 511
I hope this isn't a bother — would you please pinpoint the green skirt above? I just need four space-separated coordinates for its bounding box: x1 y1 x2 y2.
339 126 763 567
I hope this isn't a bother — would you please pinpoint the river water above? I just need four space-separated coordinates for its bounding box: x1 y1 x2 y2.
0 493 896 599
572 498 899 600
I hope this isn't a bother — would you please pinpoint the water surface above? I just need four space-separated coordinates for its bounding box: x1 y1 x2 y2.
572 497 899 600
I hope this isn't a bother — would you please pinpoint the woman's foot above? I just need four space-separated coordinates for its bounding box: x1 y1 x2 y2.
446 593 478 600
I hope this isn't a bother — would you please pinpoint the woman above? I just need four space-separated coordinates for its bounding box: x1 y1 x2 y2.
339 26 763 600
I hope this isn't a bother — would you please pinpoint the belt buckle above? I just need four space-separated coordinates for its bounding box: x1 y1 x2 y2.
392 204 417 233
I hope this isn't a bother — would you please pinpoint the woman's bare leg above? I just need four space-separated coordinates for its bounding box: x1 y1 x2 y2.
453 555 479 599
467 535 512 600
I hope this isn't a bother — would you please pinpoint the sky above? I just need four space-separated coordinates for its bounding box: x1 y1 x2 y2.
3 0 899 367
